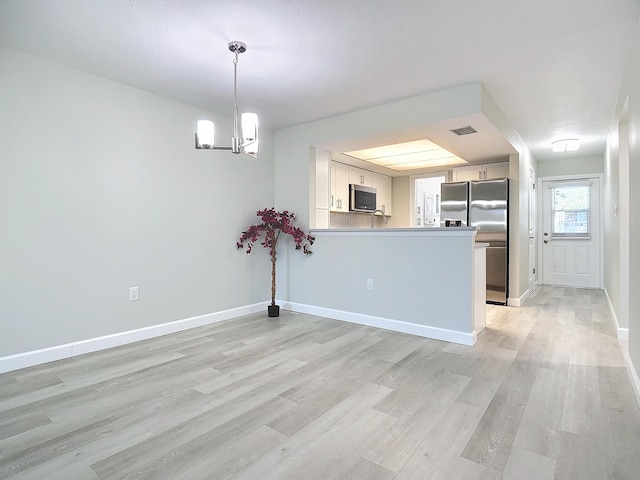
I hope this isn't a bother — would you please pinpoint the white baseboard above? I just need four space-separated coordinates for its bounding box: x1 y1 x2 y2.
508 288 530 307
0 302 268 374
622 347 640 410
603 287 629 340
280 301 477 346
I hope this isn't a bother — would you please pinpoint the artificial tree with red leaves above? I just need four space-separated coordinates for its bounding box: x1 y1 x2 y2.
237 208 315 316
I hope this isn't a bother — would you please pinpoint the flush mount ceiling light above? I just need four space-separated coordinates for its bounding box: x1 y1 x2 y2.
343 139 468 171
195 41 258 158
551 138 580 153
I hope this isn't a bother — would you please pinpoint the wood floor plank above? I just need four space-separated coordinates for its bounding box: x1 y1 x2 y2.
269 355 392 436
340 457 396 480
460 326 543 471
91 395 297 480
392 401 484 479
455 347 518 410
2 425 151 480
512 366 566 458
228 382 395 480
364 372 471 472
553 431 611 480
171 425 287 480
502 447 556 480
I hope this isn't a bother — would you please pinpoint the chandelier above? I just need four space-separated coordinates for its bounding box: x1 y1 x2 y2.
195 41 259 158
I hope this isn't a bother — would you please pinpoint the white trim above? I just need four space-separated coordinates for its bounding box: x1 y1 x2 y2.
508 288 531 307
0 302 268 374
280 301 477 346
408 171 450 228
604 287 629 341
622 346 640 410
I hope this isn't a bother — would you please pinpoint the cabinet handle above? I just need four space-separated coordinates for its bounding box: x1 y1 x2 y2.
479 171 482 179
331 194 334 207
417 206 421 214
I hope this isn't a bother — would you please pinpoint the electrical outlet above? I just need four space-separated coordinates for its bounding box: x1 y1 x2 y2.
129 286 139 301
366 279 374 291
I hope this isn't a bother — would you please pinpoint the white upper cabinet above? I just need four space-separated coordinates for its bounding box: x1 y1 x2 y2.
484 162 510 180
373 172 392 216
348 166 373 187
453 162 509 181
330 161 350 212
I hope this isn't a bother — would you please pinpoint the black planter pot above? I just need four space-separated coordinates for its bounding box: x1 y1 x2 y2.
268 304 280 317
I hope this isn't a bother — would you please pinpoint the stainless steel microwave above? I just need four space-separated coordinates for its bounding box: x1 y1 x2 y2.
349 184 377 212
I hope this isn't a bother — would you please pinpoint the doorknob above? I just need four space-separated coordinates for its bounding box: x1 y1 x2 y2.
543 232 548 236
544 239 549 244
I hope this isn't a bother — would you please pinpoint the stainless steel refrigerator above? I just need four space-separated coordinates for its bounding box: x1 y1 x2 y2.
441 178 509 305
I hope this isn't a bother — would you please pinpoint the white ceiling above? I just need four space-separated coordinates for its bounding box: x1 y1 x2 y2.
1 0 638 165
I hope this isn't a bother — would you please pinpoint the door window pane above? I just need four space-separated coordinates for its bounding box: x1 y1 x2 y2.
551 184 591 237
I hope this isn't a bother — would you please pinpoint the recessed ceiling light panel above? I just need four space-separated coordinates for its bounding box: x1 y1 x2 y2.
344 139 468 171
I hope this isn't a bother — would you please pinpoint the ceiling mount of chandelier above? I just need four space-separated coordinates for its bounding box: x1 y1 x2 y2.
195 41 259 158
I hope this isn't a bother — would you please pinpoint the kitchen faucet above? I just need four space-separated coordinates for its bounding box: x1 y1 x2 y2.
370 209 388 228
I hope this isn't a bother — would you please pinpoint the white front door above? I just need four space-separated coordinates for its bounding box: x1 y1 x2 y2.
541 178 600 288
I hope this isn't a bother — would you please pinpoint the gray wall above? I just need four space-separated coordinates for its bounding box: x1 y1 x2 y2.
0 47 275 357
290 231 476 335
604 13 640 386
537 155 604 178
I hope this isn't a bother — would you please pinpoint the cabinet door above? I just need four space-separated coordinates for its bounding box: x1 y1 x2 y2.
453 165 483 181
484 162 509 180
331 162 350 212
349 166 373 186
373 173 392 216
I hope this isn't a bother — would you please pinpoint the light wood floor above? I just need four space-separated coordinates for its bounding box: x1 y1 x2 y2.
1 286 639 479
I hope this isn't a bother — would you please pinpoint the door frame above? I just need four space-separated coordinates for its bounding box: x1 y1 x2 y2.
409 171 450 227
537 173 604 289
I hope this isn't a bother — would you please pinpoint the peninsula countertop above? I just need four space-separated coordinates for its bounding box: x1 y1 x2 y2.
310 227 477 236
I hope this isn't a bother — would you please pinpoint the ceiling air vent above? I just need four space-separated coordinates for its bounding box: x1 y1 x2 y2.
450 126 477 136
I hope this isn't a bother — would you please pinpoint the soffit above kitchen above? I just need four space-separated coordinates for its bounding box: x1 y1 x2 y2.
0 0 637 162
323 109 516 177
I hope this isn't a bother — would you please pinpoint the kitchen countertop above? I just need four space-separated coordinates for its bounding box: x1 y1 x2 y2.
310 227 477 236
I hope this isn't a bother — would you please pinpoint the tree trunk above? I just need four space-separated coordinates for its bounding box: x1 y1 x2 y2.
270 234 278 306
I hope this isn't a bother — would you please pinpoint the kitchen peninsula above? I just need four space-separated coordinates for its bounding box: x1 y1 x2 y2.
280 227 486 346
